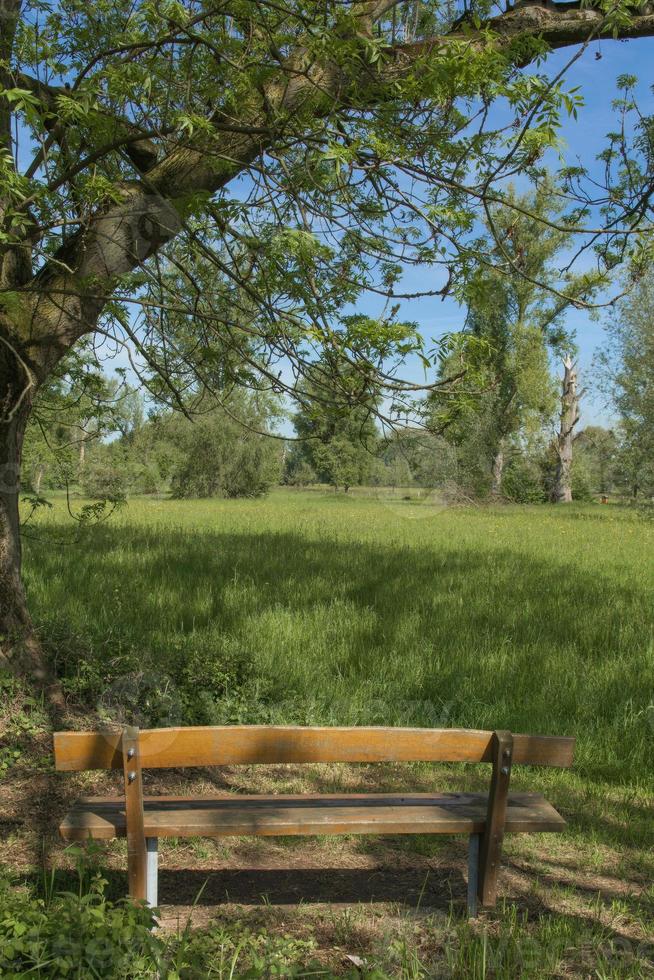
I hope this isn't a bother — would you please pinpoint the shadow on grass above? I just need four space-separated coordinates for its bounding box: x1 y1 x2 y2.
16 518 654 880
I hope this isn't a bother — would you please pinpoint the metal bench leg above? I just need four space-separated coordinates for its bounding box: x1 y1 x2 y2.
467 834 480 917
146 837 158 908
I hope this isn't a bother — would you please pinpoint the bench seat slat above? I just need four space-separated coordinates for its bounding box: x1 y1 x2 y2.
59 792 566 840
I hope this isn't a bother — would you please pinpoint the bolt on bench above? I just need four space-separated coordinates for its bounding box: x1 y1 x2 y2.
54 725 574 916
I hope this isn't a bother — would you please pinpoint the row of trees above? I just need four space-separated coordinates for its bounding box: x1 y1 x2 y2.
284 183 653 503
22 223 653 505
24 382 283 501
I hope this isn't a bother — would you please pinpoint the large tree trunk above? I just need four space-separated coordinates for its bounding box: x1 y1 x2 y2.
552 356 579 504
0 409 29 640
0 354 34 650
0 345 61 701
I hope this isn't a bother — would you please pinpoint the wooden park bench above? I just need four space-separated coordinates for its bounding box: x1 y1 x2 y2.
53 725 574 916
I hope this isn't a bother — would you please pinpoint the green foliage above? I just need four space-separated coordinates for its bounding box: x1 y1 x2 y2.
166 394 282 499
22 347 135 496
573 428 619 498
0 874 161 979
427 178 605 499
0 669 49 778
81 392 283 500
289 357 380 491
284 459 318 488
501 456 547 504
311 434 375 492
597 276 654 498
2 0 653 534
571 455 595 503
174 924 320 978
0 873 330 978
82 446 133 501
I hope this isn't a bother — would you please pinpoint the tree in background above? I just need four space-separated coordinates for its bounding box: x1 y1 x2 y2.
168 394 283 499
289 341 381 491
84 391 282 499
374 426 456 489
597 277 654 499
428 181 602 497
22 349 134 496
574 426 618 497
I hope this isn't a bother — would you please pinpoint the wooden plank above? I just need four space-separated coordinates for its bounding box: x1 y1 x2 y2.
121 727 147 902
59 791 567 840
53 726 575 771
478 731 513 907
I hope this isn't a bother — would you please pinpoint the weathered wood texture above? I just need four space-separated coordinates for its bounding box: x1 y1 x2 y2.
478 731 513 906
59 791 566 840
54 726 575 771
121 727 147 901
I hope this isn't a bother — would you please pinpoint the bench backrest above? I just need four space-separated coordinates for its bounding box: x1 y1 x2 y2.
54 725 574 903
53 725 574 772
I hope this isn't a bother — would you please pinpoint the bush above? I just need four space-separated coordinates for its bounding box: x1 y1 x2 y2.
167 396 282 499
0 869 324 979
285 460 317 487
0 875 161 979
502 457 546 503
571 455 595 502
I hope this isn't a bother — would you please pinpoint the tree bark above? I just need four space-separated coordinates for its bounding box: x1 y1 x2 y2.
552 356 579 504
490 445 505 498
0 409 29 640
0 334 64 706
0 352 38 667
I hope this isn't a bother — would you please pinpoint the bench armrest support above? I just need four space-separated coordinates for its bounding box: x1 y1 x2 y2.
122 726 147 902
478 730 513 907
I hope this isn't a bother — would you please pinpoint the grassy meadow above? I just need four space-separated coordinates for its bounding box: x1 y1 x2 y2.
3 489 654 976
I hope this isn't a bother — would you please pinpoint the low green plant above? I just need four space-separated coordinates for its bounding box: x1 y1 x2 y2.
0 875 161 979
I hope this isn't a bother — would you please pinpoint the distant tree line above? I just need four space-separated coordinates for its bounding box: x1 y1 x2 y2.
23 382 283 501
21 189 654 506
284 187 654 504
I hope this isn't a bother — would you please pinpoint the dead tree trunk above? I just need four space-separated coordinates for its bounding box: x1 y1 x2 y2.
32 463 45 495
552 356 579 504
490 444 505 498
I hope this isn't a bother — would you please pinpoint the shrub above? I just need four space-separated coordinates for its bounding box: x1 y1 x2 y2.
0 876 161 979
0 870 325 979
502 457 546 503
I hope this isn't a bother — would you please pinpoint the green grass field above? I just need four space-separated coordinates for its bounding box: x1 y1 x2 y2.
6 490 654 976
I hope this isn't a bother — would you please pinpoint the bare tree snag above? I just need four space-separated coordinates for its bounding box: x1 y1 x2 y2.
552 356 579 504
490 443 505 499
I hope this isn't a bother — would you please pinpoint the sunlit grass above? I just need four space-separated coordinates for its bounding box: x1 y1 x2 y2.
24 491 654 786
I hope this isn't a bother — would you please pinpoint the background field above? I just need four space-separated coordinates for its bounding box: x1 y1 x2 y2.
4 491 654 976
